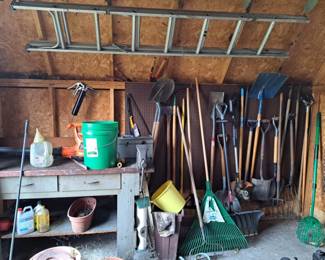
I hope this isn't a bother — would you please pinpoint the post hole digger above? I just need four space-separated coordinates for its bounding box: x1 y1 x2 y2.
179 79 247 256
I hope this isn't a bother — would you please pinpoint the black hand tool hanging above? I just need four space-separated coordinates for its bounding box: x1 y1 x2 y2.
68 82 95 117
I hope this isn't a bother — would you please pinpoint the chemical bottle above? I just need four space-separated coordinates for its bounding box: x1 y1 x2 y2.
30 128 54 168
17 206 34 235
34 202 50 233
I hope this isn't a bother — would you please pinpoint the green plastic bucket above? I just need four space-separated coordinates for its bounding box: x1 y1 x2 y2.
82 121 119 170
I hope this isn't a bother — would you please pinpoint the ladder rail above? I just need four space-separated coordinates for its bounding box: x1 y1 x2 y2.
94 13 101 51
54 11 65 49
257 21 275 55
164 17 176 53
26 42 289 58
196 18 209 54
11 1 309 24
131 15 140 52
227 20 244 55
61 12 71 45
44 11 60 49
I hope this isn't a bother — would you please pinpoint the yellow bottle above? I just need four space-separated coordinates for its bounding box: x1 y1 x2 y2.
35 203 50 233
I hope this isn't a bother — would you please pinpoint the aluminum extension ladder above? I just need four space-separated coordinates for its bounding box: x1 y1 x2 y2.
11 1 309 58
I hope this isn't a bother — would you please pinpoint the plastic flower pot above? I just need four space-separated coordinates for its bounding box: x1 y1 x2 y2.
67 197 97 233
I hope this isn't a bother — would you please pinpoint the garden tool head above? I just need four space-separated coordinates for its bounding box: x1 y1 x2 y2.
249 73 288 99
209 91 224 109
149 78 175 104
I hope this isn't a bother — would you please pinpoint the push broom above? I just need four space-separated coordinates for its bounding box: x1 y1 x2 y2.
179 79 247 256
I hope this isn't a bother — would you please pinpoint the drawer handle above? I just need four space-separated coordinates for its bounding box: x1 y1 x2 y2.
87 181 100 185
22 183 34 187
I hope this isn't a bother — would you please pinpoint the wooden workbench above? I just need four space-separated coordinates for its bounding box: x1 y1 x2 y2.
0 158 140 260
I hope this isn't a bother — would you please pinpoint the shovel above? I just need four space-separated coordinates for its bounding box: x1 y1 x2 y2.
249 73 288 183
252 120 274 201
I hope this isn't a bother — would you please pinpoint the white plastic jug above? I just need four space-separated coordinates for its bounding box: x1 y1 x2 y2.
17 206 35 235
30 128 54 168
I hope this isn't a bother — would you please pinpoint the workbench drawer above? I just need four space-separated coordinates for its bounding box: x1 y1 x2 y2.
59 174 120 192
0 176 58 194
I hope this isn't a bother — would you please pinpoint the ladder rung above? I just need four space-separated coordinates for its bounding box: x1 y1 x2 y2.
61 12 71 45
54 11 65 49
257 21 275 55
94 13 101 51
48 11 60 48
196 18 209 54
227 20 244 55
131 15 140 52
164 17 176 53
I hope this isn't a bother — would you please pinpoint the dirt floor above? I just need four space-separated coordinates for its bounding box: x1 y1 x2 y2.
2 220 324 259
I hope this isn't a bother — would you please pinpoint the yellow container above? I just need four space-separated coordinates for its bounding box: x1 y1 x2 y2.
151 181 185 213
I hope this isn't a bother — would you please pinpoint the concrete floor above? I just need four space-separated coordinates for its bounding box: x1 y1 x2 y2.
218 220 323 260
4 220 324 259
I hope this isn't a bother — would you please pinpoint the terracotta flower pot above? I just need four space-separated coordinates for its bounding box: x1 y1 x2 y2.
67 197 97 233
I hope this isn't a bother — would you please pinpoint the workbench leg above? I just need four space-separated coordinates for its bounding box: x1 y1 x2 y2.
117 173 139 260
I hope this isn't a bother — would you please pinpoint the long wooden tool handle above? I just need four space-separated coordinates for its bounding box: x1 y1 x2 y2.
289 118 295 186
166 116 171 180
218 137 226 191
186 88 192 175
280 88 292 161
250 98 263 180
239 88 244 181
172 97 177 184
301 105 310 212
210 138 216 185
250 124 260 180
276 93 284 201
298 133 306 213
180 98 185 195
273 134 278 177
195 78 210 181
210 110 216 184
245 128 254 182
177 107 205 237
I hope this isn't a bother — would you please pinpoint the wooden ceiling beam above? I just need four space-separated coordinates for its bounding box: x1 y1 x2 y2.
0 79 125 90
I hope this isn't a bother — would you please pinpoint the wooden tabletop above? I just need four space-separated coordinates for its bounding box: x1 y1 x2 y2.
0 158 140 177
